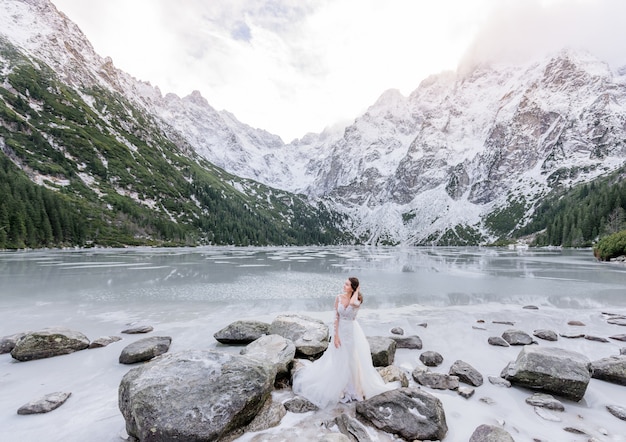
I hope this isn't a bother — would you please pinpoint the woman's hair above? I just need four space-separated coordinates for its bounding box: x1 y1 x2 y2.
349 276 363 303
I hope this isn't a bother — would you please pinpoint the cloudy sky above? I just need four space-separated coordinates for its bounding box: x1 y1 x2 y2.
50 0 626 142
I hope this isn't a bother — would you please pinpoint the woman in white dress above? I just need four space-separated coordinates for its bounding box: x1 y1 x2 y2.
292 277 396 408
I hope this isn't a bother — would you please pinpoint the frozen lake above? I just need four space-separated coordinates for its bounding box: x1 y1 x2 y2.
1 246 625 441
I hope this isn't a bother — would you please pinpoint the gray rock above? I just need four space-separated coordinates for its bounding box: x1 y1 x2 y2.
501 346 591 401
523 305 539 310
377 365 409 387
621 348 626 356
591 355 626 385
356 388 447 441
568 320 586 326
449 359 483 386
607 404 626 421
419 350 443 366
585 335 609 343
240 334 295 376
269 314 328 357
469 424 515 442
240 396 286 434
607 318 626 326
88 336 122 349
121 325 153 334
488 376 511 387
390 327 404 335
0 332 27 354
214 320 270 344
525 393 565 411
502 329 533 345
118 336 171 364
493 320 515 326
11 328 89 361
488 336 510 347
560 332 585 339
118 350 274 441
367 336 396 367
17 392 71 415
458 386 475 398
283 396 318 413
533 329 558 341
334 412 373 442
390 334 422 349
413 371 459 390
609 334 626 341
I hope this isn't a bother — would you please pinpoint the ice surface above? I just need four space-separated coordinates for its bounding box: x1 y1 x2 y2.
1 247 626 441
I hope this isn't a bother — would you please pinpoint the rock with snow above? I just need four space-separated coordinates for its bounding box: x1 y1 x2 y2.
119 350 274 441
413 371 459 390
269 315 328 357
488 336 510 347
17 392 71 415
0 332 27 354
240 334 295 376
88 336 122 349
121 325 153 334
283 396 318 413
355 388 447 441
469 424 515 442
501 346 592 401
214 320 270 344
118 336 171 364
332 413 373 442
525 393 565 411
377 365 409 387
11 328 89 361
607 405 626 421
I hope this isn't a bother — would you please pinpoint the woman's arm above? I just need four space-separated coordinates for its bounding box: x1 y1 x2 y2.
350 288 361 307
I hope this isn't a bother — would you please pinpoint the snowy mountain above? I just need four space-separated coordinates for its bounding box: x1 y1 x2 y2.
2 0 625 246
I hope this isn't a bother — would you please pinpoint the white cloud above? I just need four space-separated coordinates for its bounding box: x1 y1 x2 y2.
50 0 625 141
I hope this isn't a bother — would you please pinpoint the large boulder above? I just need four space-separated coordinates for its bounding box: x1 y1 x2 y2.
367 336 396 367
11 328 89 361
118 336 172 364
240 334 295 376
119 350 275 441
356 387 447 441
214 320 270 344
591 355 626 385
269 315 328 357
500 346 591 401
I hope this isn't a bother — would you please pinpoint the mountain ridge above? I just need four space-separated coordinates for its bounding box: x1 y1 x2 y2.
1 0 625 247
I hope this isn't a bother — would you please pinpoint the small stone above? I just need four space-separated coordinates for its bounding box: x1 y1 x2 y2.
88 336 122 349
390 327 404 335
493 321 515 326
417 322 428 328
479 397 495 405
523 305 539 310
609 334 626 341
567 320 585 326
488 336 509 347
17 392 71 415
525 393 565 411
458 387 475 398
607 318 626 326
563 427 587 435
472 326 487 330
283 397 318 413
488 376 511 387
559 332 585 339
121 325 153 334
584 335 609 343
533 329 558 341
419 350 443 367
606 405 626 421
501 329 533 345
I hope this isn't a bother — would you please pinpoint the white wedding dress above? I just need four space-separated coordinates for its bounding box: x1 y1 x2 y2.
292 296 396 408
